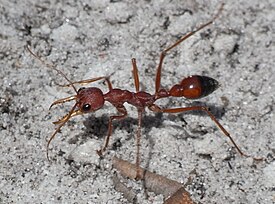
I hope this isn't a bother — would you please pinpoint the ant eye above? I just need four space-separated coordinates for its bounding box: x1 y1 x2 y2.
77 87 85 94
82 104 91 112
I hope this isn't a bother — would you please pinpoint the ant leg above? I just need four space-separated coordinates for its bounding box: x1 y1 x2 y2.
53 109 82 125
46 103 79 161
60 76 113 91
49 95 77 109
131 58 140 92
27 45 113 91
155 3 224 93
97 106 127 156
149 104 262 160
135 109 143 180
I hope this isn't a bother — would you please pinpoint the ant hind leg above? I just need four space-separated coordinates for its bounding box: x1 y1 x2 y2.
149 104 262 161
154 3 224 93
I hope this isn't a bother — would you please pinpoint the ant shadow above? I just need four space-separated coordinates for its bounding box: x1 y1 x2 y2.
65 102 226 177
80 112 164 142
69 101 226 157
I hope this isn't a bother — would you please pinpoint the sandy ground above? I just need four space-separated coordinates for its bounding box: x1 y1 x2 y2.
1 0 274 203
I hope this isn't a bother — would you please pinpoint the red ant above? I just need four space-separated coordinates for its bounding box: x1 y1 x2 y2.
27 3 261 179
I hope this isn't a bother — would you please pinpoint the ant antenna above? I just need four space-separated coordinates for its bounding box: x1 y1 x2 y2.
26 45 81 160
26 45 78 94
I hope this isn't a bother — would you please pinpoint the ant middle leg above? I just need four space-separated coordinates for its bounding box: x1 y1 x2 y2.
97 106 127 156
155 3 224 93
131 58 140 92
135 109 144 180
148 104 262 160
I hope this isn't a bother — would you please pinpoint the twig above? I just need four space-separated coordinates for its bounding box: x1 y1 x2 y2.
164 187 195 204
112 156 195 203
112 173 137 203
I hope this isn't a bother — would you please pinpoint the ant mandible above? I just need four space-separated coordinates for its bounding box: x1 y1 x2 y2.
27 3 261 179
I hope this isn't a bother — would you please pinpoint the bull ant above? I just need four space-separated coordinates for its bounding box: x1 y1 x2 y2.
27 3 261 179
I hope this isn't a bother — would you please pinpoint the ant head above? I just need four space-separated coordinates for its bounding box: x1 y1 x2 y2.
76 87 105 113
26 45 107 160
46 87 105 159
49 87 105 126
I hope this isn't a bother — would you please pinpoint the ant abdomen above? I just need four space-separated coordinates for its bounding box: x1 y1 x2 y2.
169 75 220 99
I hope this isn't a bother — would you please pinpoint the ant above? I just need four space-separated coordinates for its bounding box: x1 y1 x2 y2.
27 3 261 179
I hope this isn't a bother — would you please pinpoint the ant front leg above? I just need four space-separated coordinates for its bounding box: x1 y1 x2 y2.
96 106 127 157
59 76 113 91
149 104 262 161
49 95 77 110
